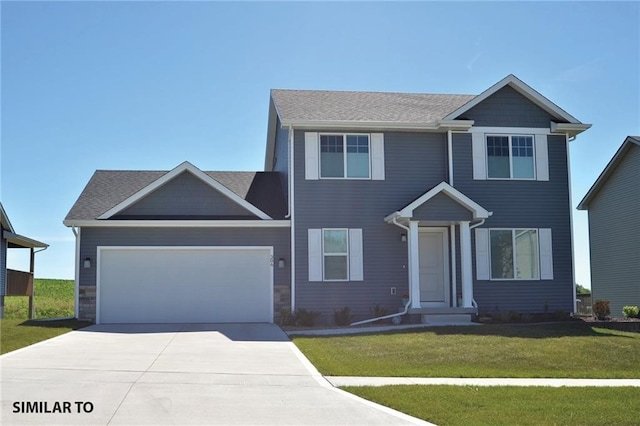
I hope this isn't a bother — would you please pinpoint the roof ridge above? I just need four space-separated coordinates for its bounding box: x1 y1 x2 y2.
271 88 476 97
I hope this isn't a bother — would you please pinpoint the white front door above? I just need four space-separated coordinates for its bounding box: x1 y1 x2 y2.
418 228 450 307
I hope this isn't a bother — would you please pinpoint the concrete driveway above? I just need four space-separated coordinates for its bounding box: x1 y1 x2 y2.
1 323 427 425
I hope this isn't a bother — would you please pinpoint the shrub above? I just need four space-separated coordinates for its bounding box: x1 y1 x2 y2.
370 304 389 317
276 308 322 327
333 307 353 326
593 300 610 320
554 310 570 320
295 308 321 327
622 306 639 319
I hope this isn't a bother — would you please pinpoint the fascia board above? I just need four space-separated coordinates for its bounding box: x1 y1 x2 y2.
63 220 291 228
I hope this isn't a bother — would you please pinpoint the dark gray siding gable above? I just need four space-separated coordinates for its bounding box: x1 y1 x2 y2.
413 193 473 222
453 132 574 313
294 129 448 323
273 119 290 204
461 86 558 128
116 172 257 219
588 144 640 316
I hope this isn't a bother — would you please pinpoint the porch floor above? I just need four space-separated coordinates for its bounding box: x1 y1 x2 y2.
408 307 477 315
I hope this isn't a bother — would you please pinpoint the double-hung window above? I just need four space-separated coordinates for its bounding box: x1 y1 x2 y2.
322 229 349 281
486 135 535 179
489 229 539 279
320 134 370 179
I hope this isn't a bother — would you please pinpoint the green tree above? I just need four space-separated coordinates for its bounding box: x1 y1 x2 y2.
576 284 590 295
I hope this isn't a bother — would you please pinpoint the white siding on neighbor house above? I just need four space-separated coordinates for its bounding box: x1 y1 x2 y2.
588 145 640 317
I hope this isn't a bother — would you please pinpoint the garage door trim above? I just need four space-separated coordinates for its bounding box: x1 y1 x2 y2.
96 246 274 324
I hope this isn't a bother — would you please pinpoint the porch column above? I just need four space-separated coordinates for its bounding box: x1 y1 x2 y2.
29 248 35 319
409 221 420 309
460 221 473 308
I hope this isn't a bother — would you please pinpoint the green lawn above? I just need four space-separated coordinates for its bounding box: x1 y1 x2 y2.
1 318 91 355
1 278 88 354
4 278 75 319
293 323 640 378
344 385 640 426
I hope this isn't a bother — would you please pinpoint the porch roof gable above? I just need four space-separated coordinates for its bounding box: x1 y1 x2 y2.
385 182 492 221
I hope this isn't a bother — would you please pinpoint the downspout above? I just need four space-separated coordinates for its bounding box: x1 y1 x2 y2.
351 215 411 326
72 226 80 319
447 130 454 186
287 126 296 312
468 218 485 309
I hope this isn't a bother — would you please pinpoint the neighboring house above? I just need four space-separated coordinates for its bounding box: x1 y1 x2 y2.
65 74 591 325
1 203 48 318
577 136 640 317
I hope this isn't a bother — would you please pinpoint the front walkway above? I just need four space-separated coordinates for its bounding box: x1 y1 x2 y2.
326 376 640 387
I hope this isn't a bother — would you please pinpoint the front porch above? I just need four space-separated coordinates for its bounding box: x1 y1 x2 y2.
385 182 492 323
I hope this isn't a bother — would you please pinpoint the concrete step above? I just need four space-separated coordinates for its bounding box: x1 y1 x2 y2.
421 314 472 324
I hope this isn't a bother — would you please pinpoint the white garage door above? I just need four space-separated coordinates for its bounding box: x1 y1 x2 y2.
97 247 273 324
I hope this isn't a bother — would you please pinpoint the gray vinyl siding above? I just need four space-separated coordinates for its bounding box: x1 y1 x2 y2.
0 232 6 297
413 193 473 222
294 129 448 324
588 145 640 317
79 227 290 290
453 132 574 313
273 119 290 204
461 86 558 128
116 172 257 218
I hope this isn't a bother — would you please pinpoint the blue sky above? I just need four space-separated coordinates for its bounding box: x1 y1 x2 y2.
2 1 638 290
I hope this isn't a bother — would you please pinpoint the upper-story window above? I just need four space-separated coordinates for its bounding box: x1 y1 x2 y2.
486 135 535 179
320 134 370 179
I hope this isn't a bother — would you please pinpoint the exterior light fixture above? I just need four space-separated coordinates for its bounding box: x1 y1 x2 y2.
83 257 91 268
401 234 407 242
278 258 286 268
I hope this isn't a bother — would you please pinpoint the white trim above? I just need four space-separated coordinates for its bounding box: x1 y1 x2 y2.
279 119 474 132
304 132 319 180
394 181 491 220
370 133 385 180
485 134 537 181
409 222 420 309
450 224 457 307
96 161 272 220
472 132 487 180
460 221 473 307
290 127 296 311
96 245 274 324
447 130 454 185
65 220 290 228
474 228 490 281
443 74 583 125
308 229 322 282
318 133 372 180
539 228 554 280
535 134 549 181
565 134 576 311
348 229 364 281
487 228 542 281
470 126 554 135
417 227 450 308
551 122 591 136
322 228 350 282
74 227 80 319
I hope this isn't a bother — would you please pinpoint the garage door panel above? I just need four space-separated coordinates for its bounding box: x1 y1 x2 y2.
99 248 272 324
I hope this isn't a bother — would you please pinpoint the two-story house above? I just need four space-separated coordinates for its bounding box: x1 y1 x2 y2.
64 75 590 324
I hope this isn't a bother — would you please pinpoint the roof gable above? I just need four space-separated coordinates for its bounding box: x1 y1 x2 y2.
443 74 583 125
114 171 259 219
386 182 492 221
97 162 272 220
578 136 640 210
1 203 15 233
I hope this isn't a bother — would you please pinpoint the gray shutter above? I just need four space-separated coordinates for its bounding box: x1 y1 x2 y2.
535 134 549 181
370 133 385 180
539 228 553 279
472 132 487 180
475 228 490 280
305 132 319 180
308 229 322 281
348 229 363 281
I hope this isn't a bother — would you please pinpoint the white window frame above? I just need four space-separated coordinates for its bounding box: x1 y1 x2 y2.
488 228 540 281
486 134 536 180
319 133 371 180
322 228 350 281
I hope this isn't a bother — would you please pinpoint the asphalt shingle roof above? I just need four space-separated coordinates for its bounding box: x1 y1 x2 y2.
270 89 476 124
65 170 286 221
